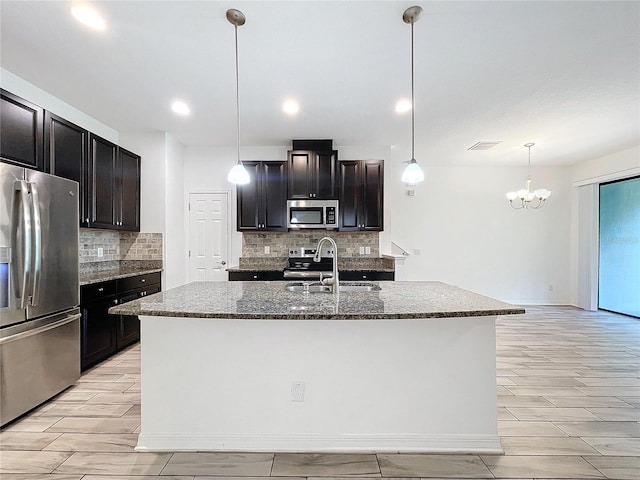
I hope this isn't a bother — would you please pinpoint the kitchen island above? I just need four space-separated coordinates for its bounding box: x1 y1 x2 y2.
110 281 524 453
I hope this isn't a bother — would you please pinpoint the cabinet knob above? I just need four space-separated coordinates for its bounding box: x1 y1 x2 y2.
113 299 118 305
253 275 258 279
141 279 146 283
98 287 104 292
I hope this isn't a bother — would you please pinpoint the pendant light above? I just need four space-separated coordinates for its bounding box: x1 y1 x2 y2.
226 8 250 185
401 6 425 186
505 143 551 209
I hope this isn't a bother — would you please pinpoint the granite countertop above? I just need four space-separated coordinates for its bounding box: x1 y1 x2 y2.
109 280 524 320
80 261 163 286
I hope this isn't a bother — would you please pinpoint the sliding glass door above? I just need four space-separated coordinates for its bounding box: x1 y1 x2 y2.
599 176 640 318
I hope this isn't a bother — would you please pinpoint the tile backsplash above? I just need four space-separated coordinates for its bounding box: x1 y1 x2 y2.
79 229 163 263
242 231 379 258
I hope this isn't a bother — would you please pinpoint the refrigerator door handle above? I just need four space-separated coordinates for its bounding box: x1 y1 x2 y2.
29 182 42 306
12 180 33 309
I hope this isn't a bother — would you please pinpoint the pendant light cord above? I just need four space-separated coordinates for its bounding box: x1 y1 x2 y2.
234 24 240 165
410 20 415 161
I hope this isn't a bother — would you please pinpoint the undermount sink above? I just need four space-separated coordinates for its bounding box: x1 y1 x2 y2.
285 282 381 293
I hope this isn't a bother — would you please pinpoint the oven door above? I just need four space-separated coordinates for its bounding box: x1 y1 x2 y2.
287 206 325 229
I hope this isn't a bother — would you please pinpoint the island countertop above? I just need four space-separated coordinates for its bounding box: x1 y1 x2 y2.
109 280 524 320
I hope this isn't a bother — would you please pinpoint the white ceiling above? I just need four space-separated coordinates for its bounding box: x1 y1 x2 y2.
1 1 638 166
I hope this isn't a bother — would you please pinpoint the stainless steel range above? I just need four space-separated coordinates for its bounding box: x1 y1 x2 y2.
283 245 335 279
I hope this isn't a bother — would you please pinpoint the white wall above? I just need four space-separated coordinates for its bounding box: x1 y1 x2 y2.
119 132 186 289
386 147 572 304
1 68 118 143
165 134 186 288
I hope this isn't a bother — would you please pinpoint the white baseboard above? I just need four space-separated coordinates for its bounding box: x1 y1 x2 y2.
136 432 504 454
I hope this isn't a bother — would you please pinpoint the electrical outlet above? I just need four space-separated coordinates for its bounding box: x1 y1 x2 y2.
359 246 365 255
264 246 270 254
97 247 104 257
291 381 305 402
365 246 371 255
413 248 421 255
548 284 553 292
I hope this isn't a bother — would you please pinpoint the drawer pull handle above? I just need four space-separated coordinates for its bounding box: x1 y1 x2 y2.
98 287 104 292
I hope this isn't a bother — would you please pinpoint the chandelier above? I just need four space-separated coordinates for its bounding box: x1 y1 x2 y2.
506 143 551 209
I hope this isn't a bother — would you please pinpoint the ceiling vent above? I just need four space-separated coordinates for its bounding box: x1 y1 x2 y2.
468 141 502 151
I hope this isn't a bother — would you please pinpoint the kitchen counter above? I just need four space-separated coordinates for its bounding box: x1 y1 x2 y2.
80 260 163 285
109 280 523 319
113 280 522 454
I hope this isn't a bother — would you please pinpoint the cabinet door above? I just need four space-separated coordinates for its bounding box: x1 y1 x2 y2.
314 151 338 199
238 161 287 231
338 161 361 231
262 161 287 231
44 112 89 226
287 151 313 199
361 160 384 230
81 297 118 370
88 134 117 229
0 90 44 171
116 284 160 349
237 161 261 230
117 148 141 231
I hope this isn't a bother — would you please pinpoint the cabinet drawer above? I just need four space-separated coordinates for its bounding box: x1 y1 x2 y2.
340 271 394 281
118 272 161 291
81 280 117 303
228 271 284 281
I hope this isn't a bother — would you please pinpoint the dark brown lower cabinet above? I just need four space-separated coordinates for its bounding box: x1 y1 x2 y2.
81 272 161 370
81 294 118 370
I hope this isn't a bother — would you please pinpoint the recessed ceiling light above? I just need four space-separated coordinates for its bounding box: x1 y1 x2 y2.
71 3 107 31
395 99 412 113
171 100 191 116
282 99 300 115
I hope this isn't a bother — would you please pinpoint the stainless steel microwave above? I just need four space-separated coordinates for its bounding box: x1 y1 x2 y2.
287 200 338 230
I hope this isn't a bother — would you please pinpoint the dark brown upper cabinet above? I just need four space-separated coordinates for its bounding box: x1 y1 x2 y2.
1 89 44 171
44 111 90 226
237 161 287 231
339 159 384 232
287 150 338 199
117 147 141 231
88 134 140 231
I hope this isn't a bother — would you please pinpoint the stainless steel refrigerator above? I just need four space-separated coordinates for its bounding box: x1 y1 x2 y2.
0 162 80 426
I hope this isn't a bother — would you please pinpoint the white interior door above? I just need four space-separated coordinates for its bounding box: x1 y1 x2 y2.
188 193 228 281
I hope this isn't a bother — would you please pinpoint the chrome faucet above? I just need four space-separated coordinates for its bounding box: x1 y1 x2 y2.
313 236 339 293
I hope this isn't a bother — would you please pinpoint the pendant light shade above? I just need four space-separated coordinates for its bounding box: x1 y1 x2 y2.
401 6 425 186
226 8 250 185
227 163 250 184
401 159 424 184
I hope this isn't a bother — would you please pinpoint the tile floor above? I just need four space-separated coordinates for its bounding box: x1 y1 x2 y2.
1 305 638 479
